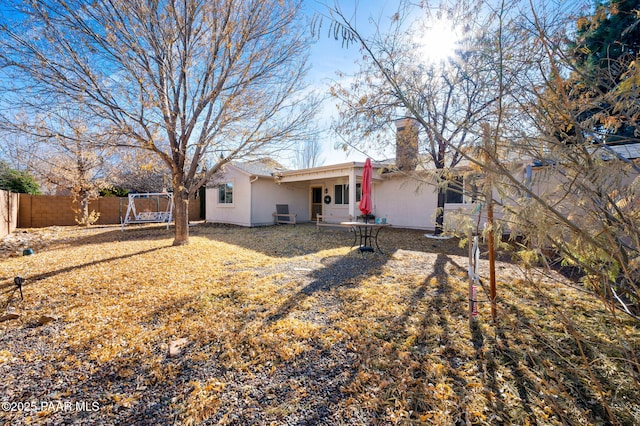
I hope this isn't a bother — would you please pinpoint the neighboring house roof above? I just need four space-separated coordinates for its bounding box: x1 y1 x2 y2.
531 142 640 165
230 158 287 177
604 142 640 160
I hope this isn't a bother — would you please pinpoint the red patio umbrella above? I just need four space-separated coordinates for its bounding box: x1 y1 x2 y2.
359 158 373 222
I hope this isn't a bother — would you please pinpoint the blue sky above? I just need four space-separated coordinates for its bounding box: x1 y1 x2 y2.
300 0 593 168
301 0 397 166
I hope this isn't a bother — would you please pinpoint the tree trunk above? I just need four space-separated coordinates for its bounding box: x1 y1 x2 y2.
434 148 446 236
173 190 190 246
435 186 446 235
77 190 90 226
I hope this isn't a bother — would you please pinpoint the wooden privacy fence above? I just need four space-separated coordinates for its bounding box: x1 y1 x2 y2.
17 194 201 228
1 189 20 238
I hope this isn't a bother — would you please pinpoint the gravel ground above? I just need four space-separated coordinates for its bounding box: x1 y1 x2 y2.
1 223 637 425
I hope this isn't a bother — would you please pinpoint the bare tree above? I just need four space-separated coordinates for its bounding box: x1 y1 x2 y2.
1 107 112 224
0 132 42 173
0 0 315 244
493 0 640 318
323 2 640 421
295 138 324 169
323 0 496 234
39 139 109 226
109 150 169 194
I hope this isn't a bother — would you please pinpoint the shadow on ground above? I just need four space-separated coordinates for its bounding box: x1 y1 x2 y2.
265 253 389 324
196 222 469 259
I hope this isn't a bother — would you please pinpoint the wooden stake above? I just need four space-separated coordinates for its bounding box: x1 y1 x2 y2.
469 230 474 327
487 197 497 321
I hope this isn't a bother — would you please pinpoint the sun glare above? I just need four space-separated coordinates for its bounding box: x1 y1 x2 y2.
416 18 461 64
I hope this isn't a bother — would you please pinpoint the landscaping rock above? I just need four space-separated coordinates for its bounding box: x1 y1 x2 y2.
169 338 189 357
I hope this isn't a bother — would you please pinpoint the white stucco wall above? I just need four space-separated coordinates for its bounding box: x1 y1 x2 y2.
205 167 252 226
206 160 620 232
319 178 354 221
374 175 439 230
206 166 311 227
250 180 308 225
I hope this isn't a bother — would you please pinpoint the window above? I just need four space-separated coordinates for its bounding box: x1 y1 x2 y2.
334 184 349 205
356 183 361 202
445 177 463 204
218 182 233 204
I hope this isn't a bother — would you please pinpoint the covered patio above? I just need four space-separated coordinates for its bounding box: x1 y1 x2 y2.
273 161 386 223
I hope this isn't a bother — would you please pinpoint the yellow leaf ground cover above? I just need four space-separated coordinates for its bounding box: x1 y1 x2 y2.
0 223 639 424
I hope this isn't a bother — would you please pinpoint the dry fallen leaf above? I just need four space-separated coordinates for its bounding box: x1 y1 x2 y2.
0 223 637 425
36 315 56 326
0 313 19 322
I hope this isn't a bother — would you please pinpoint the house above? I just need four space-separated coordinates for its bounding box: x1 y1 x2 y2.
206 119 480 230
205 119 640 231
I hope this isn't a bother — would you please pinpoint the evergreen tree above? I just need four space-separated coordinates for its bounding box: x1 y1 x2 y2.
0 161 40 194
570 0 640 142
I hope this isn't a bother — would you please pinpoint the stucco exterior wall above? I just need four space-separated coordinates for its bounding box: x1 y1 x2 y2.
206 172 311 227
316 177 353 221
1 189 19 238
206 167 252 226
375 175 439 230
251 180 308 225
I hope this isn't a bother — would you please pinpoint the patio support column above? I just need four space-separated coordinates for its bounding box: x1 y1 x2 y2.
349 169 357 220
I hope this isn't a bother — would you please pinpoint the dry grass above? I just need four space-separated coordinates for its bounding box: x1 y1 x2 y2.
1 223 639 425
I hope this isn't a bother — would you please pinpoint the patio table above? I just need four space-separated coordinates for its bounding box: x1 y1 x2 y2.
340 222 391 254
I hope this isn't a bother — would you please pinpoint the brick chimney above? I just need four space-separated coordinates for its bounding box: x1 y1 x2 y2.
395 118 419 171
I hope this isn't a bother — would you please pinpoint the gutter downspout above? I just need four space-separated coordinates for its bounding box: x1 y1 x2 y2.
249 176 259 226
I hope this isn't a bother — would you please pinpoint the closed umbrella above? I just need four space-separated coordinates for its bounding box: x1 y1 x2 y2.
359 158 373 222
